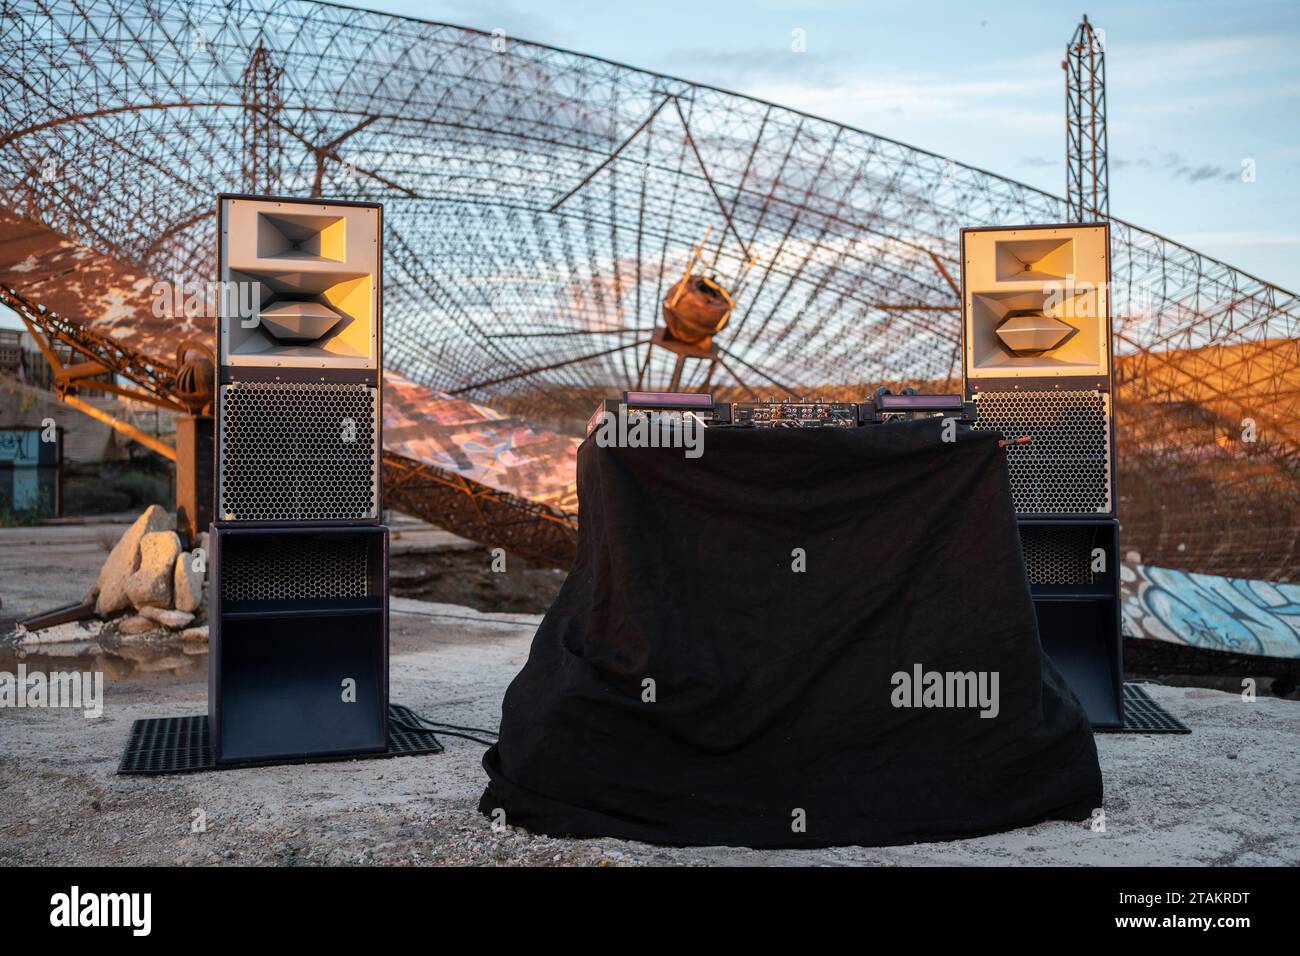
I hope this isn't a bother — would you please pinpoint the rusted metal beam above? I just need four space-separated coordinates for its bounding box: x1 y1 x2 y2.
672 97 753 263
549 96 674 212
2 288 183 406
68 377 187 411
54 359 112 382
60 393 177 461
927 251 961 298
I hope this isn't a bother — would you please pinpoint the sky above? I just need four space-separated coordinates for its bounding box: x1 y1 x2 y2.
3 0 1296 336
374 0 1300 291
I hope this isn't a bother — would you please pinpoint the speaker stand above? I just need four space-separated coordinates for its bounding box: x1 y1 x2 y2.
175 413 213 548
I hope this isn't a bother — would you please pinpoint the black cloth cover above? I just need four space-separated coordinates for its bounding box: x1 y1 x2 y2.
479 418 1102 848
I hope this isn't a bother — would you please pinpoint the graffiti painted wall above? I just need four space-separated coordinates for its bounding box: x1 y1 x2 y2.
0 427 59 515
1122 563 1300 660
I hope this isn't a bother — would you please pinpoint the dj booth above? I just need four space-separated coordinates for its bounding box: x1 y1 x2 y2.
188 203 1106 845
480 417 1103 848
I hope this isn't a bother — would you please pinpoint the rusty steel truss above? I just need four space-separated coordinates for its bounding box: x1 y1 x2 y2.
1 0 1298 578
382 450 579 568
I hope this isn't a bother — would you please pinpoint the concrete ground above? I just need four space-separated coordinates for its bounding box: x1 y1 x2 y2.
1 522 1298 866
0 516 135 627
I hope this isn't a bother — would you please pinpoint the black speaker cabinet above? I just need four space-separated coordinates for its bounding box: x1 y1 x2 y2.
209 524 389 763
1019 519 1123 727
961 224 1123 726
215 194 383 526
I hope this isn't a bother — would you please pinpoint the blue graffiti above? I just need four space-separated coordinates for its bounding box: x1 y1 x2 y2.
1128 565 1300 660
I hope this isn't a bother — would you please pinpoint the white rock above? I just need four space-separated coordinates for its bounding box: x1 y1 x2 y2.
173 550 205 613
95 505 172 616
126 531 181 609
15 619 106 645
180 624 209 642
140 605 195 629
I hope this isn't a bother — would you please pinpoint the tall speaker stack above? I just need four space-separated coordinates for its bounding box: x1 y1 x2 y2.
210 194 388 763
960 223 1123 727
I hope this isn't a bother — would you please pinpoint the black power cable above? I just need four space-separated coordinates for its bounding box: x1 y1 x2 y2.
389 709 500 747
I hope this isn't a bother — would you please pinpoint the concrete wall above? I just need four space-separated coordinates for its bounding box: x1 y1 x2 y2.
0 377 124 464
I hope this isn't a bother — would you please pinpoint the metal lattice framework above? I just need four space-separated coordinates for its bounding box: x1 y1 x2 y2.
1 0 1297 577
1065 15 1108 220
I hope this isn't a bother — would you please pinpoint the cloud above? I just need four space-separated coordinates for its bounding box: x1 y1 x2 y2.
741 72 1061 134
1112 151 1239 184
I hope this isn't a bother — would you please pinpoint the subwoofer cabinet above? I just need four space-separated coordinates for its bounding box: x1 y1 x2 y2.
210 194 389 762
208 525 389 763
961 223 1123 727
1018 519 1122 726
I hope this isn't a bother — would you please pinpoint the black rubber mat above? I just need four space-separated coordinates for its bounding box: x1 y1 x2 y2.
121 687 1183 774
117 703 445 775
1095 683 1191 735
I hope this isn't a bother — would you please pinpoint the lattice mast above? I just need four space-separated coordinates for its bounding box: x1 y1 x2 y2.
1064 15 1108 220
241 43 284 195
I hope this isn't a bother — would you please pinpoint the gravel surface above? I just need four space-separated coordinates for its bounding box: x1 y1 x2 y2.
2 593 1298 866
3 518 1297 866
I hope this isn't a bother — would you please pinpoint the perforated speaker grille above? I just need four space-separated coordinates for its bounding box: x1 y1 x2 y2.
220 533 371 602
1019 525 1098 585
219 382 378 522
973 389 1111 515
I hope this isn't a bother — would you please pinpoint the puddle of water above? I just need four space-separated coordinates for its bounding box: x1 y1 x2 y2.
0 638 206 682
